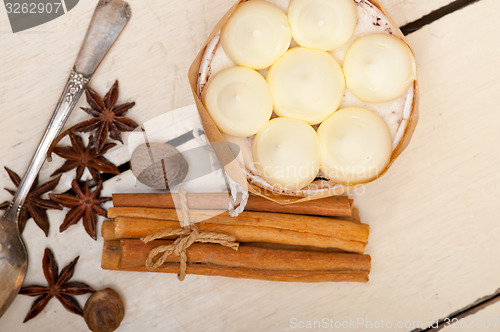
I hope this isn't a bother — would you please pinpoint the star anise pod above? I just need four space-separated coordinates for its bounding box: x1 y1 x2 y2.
73 80 138 151
0 167 62 236
51 132 119 181
19 248 94 322
49 179 111 240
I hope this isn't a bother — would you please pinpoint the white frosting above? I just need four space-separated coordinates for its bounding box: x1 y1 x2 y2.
253 117 320 190
330 0 394 64
343 33 416 103
202 66 273 137
266 47 345 125
265 0 290 12
198 0 417 196
318 107 392 185
221 0 292 70
288 0 357 51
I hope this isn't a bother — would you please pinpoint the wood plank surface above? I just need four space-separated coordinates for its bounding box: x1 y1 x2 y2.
0 0 499 331
441 300 500 331
378 0 456 27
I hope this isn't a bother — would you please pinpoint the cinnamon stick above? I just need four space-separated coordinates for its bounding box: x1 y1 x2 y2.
102 218 367 253
107 208 369 244
112 193 353 217
351 208 361 223
102 240 370 283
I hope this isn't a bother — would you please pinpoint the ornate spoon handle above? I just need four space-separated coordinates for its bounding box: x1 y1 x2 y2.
6 0 131 218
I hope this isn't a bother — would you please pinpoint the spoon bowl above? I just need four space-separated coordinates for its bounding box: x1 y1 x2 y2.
0 208 27 318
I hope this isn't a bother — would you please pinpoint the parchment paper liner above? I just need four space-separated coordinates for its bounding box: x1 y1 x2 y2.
188 0 419 204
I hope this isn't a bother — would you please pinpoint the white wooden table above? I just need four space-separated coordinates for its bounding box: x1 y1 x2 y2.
1 0 499 331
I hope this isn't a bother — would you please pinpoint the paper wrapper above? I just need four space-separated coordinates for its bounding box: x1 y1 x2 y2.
188 0 419 204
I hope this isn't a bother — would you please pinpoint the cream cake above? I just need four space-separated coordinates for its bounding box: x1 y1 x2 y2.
197 0 417 197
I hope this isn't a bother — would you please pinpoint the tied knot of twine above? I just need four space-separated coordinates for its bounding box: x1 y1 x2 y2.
141 188 239 281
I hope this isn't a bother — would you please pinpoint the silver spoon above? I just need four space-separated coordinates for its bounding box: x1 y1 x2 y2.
0 0 131 318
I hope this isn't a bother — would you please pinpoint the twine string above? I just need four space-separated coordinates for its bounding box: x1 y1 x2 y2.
193 125 249 217
142 188 239 281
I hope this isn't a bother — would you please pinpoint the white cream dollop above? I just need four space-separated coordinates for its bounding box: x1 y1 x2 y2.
221 0 292 70
253 117 320 190
266 47 345 125
343 33 416 103
318 107 392 185
288 0 357 51
202 66 273 137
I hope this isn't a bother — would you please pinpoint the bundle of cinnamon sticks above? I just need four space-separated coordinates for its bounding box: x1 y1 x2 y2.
102 193 371 282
